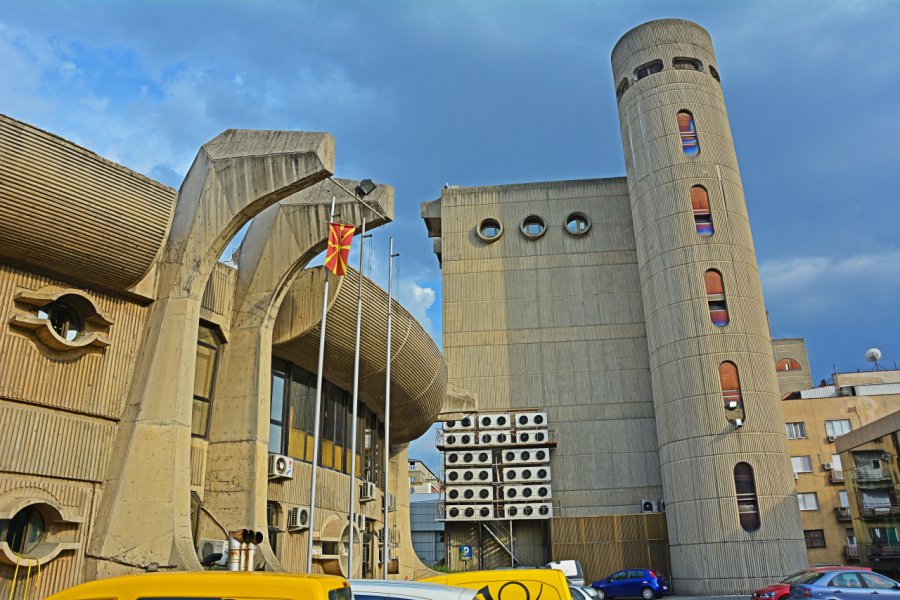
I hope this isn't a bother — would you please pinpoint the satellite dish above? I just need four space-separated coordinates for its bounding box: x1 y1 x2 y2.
866 348 883 363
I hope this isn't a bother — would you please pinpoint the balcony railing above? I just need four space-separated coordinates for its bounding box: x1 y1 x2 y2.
845 545 860 560
869 544 900 559
855 467 892 484
831 470 845 483
836 506 852 521
860 505 900 519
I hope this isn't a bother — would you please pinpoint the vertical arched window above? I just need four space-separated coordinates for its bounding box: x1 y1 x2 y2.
734 463 761 532
691 186 714 236
677 111 700 156
719 361 744 415
704 270 729 326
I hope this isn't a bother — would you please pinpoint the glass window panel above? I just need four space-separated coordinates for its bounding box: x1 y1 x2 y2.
677 111 700 156
798 493 819 510
271 374 286 423
268 424 283 454
321 440 334 468
191 398 210 437
197 325 220 347
839 491 849 508
194 344 217 399
792 456 812 473
859 573 897 589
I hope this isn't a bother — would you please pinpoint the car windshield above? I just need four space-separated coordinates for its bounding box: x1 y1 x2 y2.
781 571 812 584
794 572 827 585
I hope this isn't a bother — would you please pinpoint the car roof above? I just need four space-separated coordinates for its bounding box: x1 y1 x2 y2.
350 579 475 600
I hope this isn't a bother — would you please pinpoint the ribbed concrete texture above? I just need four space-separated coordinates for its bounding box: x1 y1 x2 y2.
611 19 806 593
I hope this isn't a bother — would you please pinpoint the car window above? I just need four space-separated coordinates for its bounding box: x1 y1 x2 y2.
351 594 383 600
781 571 810 584
829 573 864 588
629 571 645 579
794 572 826 585
611 572 626 581
860 573 898 590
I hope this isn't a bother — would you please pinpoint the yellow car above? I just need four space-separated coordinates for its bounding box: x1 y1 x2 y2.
423 568 571 600
45 571 351 600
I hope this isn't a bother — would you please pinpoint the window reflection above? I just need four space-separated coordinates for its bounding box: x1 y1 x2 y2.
191 324 222 438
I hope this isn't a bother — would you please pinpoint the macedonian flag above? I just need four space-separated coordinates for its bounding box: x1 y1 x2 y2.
324 222 356 276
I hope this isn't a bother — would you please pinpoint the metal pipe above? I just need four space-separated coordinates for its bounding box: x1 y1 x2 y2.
226 537 241 571
383 237 398 578
347 217 369 578
307 197 337 573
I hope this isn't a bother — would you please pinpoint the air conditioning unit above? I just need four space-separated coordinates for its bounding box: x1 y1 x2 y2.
514 411 548 429
479 430 511 446
827 434 837 442
197 538 228 566
479 413 511 429
513 429 549 446
883 453 892 461
360 481 376 502
445 432 477 448
503 466 551 483
641 499 660 513
504 503 553 520
268 453 294 479
447 450 492 466
287 506 310 531
502 448 550 465
823 462 833 471
454 504 494 520
356 513 366 532
726 401 739 409
501 484 552 501
733 418 743 429
446 485 494 503
444 505 466 521
444 417 476 431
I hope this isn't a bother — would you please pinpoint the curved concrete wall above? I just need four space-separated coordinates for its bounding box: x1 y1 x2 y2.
612 19 805 593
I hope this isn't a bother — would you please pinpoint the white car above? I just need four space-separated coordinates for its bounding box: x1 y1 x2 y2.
351 580 478 600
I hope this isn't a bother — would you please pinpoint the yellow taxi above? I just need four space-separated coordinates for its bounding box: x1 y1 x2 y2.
423 568 571 600
45 571 351 600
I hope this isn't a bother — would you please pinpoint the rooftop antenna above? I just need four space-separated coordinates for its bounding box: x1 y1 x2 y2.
865 347 885 371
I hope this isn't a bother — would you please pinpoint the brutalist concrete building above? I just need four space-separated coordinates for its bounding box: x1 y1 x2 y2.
421 19 807 595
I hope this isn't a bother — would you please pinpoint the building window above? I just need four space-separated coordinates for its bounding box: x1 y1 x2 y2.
719 361 743 414
734 462 760 532
798 492 820 511
267 501 280 553
804 529 826 549
792 456 813 473
270 364 288 454
1 505 46 555
786 422 807 439
840 491 850 508
634 59 663 80
616 78 630 101
776 358 802 371
673 57 702 71
677 111 700 156
37 299 84 342
705 270 729 326
709 65 721 82
847 528 857 546
691 186 714 236
192 324 222 438
564 212 591 236
520 215 547 239
870 527 900 546
477 218 503 242
826 420 853 438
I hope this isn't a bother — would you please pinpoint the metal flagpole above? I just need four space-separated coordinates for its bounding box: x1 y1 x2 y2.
347 217 369 578
306 197 336 573
383 237 399 578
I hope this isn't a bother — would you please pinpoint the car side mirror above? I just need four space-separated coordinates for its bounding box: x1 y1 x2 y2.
894 584 900 590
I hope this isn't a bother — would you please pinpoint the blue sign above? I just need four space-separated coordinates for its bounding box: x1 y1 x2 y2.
459 545 473 561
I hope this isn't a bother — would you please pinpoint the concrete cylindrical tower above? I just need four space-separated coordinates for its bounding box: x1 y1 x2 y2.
612 20 806 594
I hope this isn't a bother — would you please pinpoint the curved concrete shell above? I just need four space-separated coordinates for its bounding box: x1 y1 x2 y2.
0 114 177 291
273 266 446 444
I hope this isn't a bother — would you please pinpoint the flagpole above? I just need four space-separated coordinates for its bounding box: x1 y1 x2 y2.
383 237 399 578
307 196 336 573
347 217 369 578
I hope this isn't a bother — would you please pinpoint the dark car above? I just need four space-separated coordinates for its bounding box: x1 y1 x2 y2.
790 569 900 600
752 567 872 600
592 569 669 600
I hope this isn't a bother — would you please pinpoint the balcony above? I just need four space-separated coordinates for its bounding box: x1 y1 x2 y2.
830 470 845 484
860 505 900 520
836 506 852 521
869 544 900 559
845 545 860 560
854 467 892 485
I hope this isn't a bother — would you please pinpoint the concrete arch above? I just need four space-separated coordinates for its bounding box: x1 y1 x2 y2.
88 129 334 579
202 178 393 570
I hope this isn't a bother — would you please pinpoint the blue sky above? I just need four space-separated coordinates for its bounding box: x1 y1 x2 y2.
3 1 899 472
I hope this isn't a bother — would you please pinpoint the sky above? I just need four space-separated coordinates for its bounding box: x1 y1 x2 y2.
3 0 899 473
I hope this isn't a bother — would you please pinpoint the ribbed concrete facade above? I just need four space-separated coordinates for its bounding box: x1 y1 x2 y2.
614 19 805 593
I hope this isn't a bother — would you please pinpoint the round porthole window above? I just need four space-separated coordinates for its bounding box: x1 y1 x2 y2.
3 505 46 555
565 212 591 236
519 215 547 240
477 218 503 243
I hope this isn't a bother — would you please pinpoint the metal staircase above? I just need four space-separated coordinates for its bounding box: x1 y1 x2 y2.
481 520 522 566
